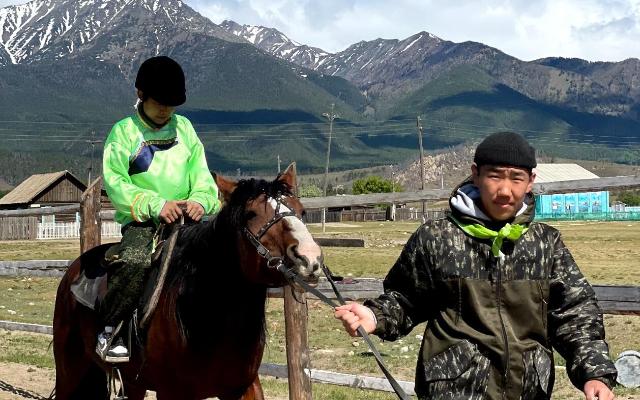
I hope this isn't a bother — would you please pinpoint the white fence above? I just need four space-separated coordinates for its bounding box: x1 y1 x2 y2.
37 221 122 240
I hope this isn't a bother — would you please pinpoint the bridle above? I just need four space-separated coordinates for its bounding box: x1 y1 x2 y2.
241 194 411 400
243 194 298 270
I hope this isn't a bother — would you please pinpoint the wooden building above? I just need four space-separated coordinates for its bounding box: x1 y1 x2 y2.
0 170 86 218
0 170 112 220
0 171 116 240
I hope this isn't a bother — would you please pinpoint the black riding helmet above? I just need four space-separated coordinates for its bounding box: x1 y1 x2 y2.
135 56 186 106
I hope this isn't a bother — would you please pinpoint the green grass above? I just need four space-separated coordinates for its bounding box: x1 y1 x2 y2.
0 330 53 369
0 221 638 398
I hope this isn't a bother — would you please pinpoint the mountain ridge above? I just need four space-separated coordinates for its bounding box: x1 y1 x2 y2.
221 21 640 120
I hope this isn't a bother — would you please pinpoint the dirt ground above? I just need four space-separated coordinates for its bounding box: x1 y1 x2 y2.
0 361 638 400
0 362 291 400
0 362 54 400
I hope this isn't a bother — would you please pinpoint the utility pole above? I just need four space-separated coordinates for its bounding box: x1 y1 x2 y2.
416 116 426 216
322 104 339 233
390 164 396 221
88 130 96 185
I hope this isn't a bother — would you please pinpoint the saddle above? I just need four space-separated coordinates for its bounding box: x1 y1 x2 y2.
69 235 170 313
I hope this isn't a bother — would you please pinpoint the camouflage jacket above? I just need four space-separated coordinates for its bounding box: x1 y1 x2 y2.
365 183 617 400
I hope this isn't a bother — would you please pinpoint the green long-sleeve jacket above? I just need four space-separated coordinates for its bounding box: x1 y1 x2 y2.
103 112 220 226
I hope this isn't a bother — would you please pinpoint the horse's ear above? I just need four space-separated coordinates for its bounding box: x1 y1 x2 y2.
214 173 237 202
279 162 297 193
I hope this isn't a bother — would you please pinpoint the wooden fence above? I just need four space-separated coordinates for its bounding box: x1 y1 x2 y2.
302 209 445 224
36 221 122 240
0 217 38 240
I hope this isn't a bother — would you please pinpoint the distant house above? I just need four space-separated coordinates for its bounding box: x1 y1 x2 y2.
534 164 608 215
0 171 111 222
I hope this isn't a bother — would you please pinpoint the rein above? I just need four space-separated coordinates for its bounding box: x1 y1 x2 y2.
277 265 412 400
244 196 411 400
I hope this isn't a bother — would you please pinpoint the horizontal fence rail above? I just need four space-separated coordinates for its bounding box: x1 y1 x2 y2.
258 363 416 395
1 264 637 315
2 174 640 220
536 212 640 221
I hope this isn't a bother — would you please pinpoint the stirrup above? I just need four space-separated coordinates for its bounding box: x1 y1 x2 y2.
109 366 128 400
96 321 129 363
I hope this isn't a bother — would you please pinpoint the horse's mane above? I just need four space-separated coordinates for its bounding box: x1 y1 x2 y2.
163 176 293 350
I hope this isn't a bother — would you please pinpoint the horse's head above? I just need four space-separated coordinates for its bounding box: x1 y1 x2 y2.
215 163 323 286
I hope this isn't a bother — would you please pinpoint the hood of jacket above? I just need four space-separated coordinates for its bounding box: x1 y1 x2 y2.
448 177 536 229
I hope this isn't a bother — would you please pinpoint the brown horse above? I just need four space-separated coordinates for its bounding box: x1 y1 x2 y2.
53 165 323 399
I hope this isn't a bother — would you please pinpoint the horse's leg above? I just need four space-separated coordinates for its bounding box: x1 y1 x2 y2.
219 375 265 400
68 363 108 400
54 325 107 400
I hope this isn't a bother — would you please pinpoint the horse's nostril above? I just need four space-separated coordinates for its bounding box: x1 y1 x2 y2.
287 244 305 264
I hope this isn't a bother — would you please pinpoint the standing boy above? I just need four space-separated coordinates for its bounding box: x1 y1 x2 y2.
336 132 617 400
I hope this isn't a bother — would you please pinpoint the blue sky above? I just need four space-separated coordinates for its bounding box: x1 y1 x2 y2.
2 0 640 62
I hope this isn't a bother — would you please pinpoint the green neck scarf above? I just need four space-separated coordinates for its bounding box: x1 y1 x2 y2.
450 216 528 258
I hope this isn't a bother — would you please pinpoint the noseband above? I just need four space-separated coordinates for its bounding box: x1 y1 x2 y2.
243 195 298 269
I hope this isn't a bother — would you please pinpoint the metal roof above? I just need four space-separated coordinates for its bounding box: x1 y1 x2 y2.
0 171 85 206
534 164 600 183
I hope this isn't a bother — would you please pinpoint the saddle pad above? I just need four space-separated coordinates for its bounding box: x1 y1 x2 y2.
70 243 117 310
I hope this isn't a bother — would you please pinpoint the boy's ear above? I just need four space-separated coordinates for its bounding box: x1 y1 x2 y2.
471 163 480 186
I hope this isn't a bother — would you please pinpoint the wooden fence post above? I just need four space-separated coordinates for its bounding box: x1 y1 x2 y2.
284 285 312 399
80 177 102 253
283 162 312 399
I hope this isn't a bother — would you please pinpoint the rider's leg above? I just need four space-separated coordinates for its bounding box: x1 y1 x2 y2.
97 222 155 363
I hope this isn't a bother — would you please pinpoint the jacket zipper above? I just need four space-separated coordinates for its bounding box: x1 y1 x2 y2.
495 257 509 400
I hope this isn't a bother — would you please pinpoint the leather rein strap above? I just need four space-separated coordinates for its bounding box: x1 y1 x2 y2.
277 264 412 400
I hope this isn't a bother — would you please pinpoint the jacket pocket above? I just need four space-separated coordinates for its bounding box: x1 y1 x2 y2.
423 340 490 400
521 345 553 399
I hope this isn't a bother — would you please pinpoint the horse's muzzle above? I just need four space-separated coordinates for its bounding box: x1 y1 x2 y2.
286 244 323 282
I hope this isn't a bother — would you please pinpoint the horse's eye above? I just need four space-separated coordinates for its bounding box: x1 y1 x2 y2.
245 211 257 221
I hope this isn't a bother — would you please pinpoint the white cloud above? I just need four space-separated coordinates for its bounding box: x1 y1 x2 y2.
2 0 640 61
188 0 640 61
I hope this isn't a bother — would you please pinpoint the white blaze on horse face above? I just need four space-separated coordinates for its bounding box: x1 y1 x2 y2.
267 197 322 275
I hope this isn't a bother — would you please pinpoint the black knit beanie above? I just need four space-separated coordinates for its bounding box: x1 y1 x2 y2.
474 132 536 170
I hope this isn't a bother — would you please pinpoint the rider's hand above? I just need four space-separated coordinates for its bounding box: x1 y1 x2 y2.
182 201 205 222
159 200 184 224
334 303 377 337
583 379 615 400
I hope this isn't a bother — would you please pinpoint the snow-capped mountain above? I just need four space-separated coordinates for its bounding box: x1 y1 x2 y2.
220 22 444 84
0 0 240 65
222 22 640 118
219 20 330 70
0 0 363 127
